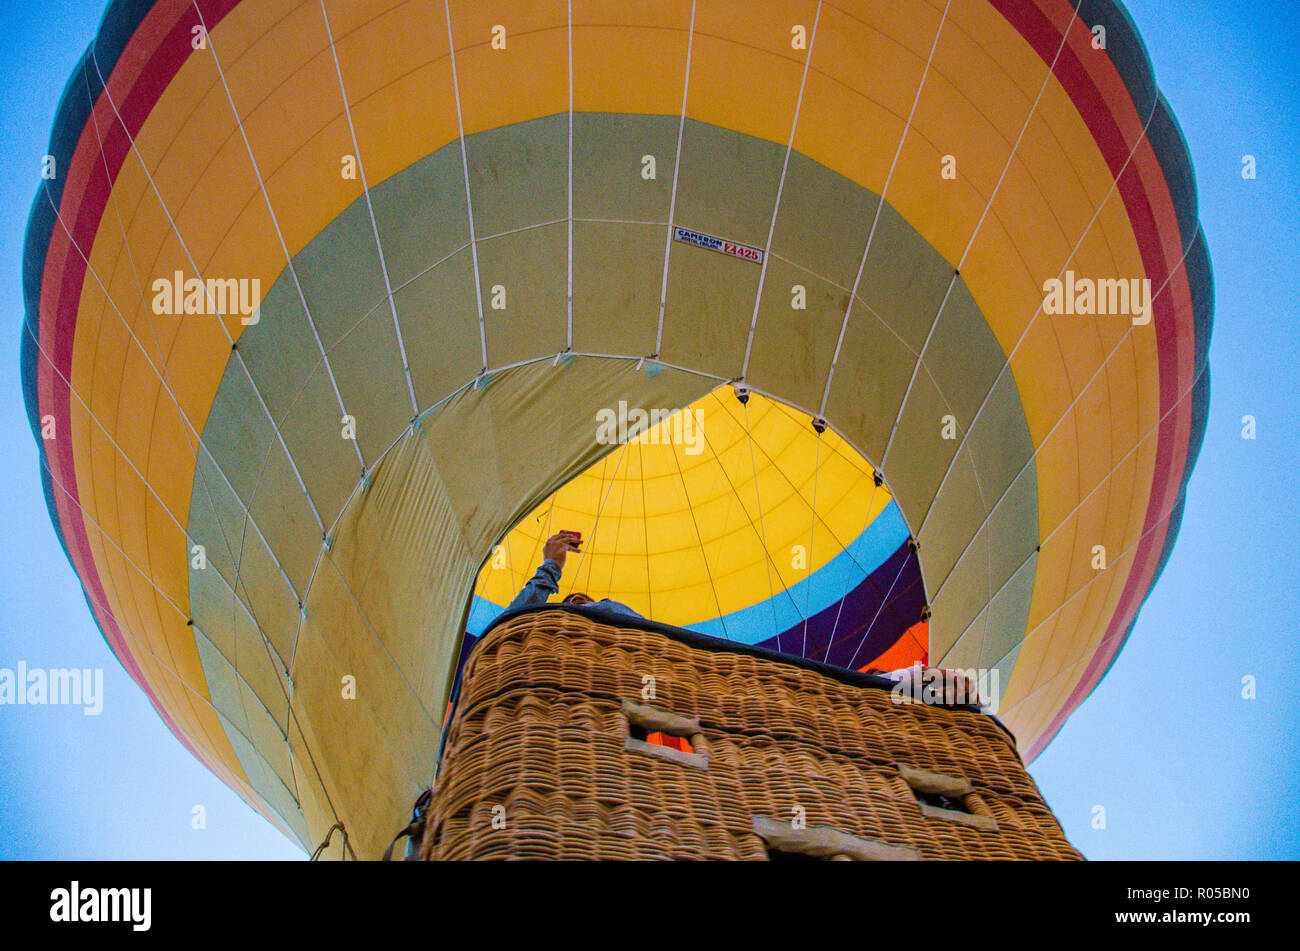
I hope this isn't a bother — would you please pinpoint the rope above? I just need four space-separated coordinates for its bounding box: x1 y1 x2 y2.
668 420 729 639
601 444 634 600
801 427 823 658
822 478 881 659
708 393 808 649
741 396 781 645
638 439 655 621
846 546 915 670
565 442 629 600
309 822 350 861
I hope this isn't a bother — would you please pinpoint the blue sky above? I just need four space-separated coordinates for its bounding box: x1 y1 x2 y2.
1 0 1296 860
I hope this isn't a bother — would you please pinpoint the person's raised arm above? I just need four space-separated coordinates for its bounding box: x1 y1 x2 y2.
504 530 582 612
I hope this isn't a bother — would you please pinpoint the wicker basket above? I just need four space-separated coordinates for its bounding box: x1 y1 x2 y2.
420 607 1083 860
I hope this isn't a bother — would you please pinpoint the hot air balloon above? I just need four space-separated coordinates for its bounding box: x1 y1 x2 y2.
22 0 1211 859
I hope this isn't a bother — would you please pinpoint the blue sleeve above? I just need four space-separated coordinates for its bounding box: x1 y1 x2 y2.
506 559 563 612
590 600 644 621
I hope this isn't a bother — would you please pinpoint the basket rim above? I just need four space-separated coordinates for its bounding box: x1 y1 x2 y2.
471 604 1019 747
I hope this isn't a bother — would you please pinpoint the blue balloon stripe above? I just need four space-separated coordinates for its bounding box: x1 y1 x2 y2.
467 500 911 644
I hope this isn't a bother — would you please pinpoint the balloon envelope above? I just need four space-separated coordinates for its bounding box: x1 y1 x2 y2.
22 0 1212 856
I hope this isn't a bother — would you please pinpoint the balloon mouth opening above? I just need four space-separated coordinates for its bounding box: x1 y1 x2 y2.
467 387 927 673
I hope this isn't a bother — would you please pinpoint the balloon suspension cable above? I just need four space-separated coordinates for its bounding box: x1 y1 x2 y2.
822 477 881 661
565 443 628 600
668 412 730 638
739 395 784 649
846 541 917 670
309 822 352 861
801 422 824 658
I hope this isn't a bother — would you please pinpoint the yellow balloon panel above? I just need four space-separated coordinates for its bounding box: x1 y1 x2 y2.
475 389 893 627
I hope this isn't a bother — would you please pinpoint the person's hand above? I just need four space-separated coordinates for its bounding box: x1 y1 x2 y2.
889 664 985 707
543 530 582 569
943 669 983 707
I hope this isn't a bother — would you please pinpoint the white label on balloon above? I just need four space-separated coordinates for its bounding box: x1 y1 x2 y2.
672 226 764 265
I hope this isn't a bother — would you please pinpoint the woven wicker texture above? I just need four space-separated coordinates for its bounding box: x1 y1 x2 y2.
421 610 1083 860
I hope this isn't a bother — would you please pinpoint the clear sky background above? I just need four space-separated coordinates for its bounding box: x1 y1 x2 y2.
1 0 1296 860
